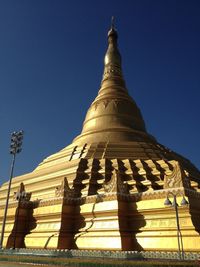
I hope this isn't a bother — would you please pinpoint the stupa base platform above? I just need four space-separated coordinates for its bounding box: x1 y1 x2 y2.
1 188 200 252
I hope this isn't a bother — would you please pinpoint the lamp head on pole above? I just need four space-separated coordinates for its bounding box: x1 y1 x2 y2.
180 196 189 206
10 130 24 155
164 197 172 206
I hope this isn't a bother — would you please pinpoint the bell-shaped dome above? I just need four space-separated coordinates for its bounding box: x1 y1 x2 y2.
73 24 149 145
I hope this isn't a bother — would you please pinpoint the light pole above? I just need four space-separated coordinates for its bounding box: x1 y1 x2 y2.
164 192 188 260
0 131 24 249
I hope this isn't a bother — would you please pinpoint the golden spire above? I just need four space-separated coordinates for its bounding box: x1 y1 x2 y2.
103 17 122 82
73 20 148 145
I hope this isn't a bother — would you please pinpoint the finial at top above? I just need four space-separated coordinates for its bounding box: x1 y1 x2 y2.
111 16 115 29
108 16 117 38
104 16 121 72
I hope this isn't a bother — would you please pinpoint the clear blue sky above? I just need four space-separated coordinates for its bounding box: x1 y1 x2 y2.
0 0 200 184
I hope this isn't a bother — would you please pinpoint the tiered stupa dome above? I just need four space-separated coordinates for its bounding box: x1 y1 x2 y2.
0 21 200 251
20 22 200 194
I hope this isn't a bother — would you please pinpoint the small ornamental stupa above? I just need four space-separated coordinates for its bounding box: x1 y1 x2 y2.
0 22 200 251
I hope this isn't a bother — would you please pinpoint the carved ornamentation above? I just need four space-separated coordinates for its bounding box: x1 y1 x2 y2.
103 64 122 80
13 182 31 202
102 100 109 109
103 171 116 193
112 99 120 109
103 169 129 194
29 187 200 208
93 99 122 112
164 161 189 189
55 177 76 198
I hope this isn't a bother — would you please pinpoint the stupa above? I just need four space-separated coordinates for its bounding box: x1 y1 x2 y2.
0 22 200 252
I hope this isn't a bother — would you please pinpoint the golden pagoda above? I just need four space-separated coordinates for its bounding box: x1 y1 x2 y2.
0 23 200 252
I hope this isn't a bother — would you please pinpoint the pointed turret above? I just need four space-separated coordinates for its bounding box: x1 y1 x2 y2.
73 22 149 145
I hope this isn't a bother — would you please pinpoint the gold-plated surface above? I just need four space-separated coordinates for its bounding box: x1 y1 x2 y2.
73 24 147 145
0 24 200 251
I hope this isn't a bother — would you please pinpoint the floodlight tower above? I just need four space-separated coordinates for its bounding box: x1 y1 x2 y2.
0 131 24 249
